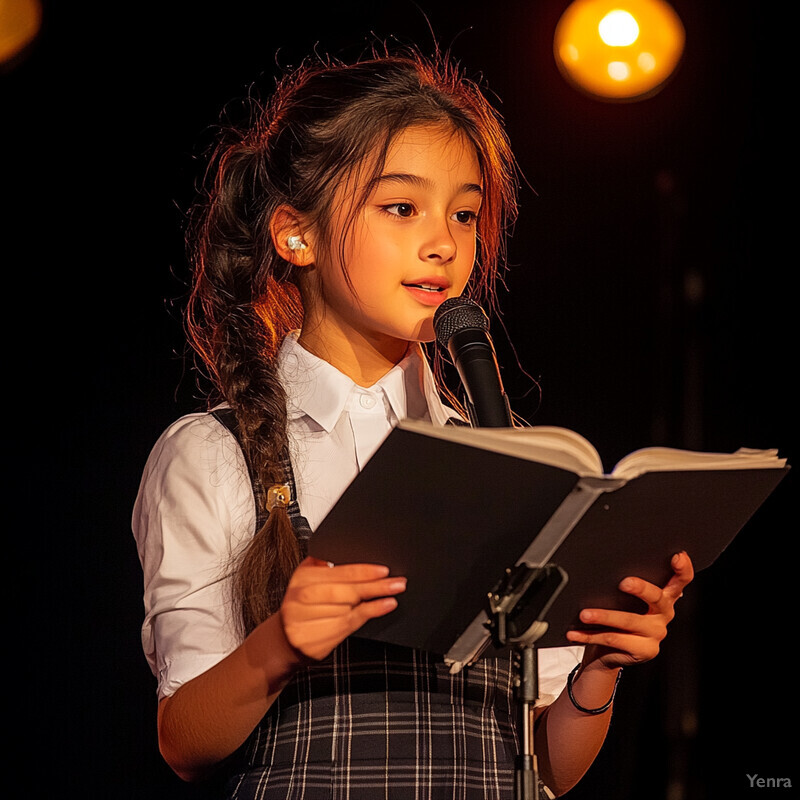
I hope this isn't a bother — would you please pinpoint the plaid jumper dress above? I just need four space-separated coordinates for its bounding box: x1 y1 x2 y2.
213 410 525 800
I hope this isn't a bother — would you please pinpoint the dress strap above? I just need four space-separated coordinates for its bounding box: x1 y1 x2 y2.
211 408 312 543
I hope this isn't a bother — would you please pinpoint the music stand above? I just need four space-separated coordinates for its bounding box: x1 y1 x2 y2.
487 562 568 800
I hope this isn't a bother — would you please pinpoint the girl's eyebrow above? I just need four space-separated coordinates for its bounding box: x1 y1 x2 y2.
371 172 483 198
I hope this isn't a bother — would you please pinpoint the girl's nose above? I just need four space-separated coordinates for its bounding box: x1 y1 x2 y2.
419 217 456 263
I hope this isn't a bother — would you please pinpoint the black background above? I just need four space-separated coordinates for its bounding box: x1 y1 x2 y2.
5 1 794 797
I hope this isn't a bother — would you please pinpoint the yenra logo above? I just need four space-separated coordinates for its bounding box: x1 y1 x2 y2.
746 774 793 788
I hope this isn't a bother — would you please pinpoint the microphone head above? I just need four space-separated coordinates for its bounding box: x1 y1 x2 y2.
433 296 489 348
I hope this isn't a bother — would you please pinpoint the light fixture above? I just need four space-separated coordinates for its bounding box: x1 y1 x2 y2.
0 0 42 67
554 0 686 101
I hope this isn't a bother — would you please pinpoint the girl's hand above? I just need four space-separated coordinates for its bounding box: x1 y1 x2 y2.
279 556 406 661
565 550 694 670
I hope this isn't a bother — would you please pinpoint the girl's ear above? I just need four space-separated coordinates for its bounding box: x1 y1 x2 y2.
270 205 315 267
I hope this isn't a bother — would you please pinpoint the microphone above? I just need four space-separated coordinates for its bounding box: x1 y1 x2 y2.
433 296 513 428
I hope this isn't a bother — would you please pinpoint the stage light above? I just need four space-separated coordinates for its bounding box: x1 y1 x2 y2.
554 0 685 101
0 0 42 67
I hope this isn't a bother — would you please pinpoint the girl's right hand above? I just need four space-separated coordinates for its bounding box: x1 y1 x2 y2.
279 556 406 661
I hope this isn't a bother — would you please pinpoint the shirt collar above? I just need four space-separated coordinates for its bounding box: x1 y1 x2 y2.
277 332 462 432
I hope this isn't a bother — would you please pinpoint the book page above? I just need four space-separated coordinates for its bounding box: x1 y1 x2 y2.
397 420 604 476
611 446 785 480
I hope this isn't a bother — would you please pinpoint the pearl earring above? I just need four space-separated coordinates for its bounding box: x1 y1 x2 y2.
287 235 307 251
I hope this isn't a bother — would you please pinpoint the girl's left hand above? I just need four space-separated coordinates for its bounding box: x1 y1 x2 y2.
565 550 694 670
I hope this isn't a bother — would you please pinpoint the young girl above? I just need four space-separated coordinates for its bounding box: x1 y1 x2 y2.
133 46 694 799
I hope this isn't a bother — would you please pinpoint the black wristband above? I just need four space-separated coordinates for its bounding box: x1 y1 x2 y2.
567 664 622 715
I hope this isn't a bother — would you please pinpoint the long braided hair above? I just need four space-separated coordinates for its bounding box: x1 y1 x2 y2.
184 45 519 637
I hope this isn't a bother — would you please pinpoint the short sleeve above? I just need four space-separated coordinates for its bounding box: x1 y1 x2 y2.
132 413 256 698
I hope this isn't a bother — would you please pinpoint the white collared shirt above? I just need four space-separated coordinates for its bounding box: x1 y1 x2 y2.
278 331 459 530
132 334 581 699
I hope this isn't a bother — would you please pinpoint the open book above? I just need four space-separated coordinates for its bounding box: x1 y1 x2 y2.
308 420 788 671
405 420 785 476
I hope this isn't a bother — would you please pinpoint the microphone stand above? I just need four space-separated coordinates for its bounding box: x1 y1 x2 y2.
488 562 568 800
435 296 565 797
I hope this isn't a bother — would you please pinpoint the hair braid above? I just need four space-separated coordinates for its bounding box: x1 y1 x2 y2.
186 133 305 635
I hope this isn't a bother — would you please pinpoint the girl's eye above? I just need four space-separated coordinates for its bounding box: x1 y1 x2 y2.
384 203 415 217
453 210 478 225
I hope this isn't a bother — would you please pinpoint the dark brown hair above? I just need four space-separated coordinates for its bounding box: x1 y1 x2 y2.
185 44 519 636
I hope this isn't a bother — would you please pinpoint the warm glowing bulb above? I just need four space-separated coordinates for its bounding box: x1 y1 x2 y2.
554 0 685 101
0 0 42 65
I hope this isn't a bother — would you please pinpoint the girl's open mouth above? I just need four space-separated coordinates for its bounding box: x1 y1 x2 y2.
403 283 450 306
403 283 445 292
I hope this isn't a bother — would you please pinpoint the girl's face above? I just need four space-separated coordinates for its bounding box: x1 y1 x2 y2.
299 123 482 382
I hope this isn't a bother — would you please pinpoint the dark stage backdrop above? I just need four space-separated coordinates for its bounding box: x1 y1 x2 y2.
6 1 793 798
